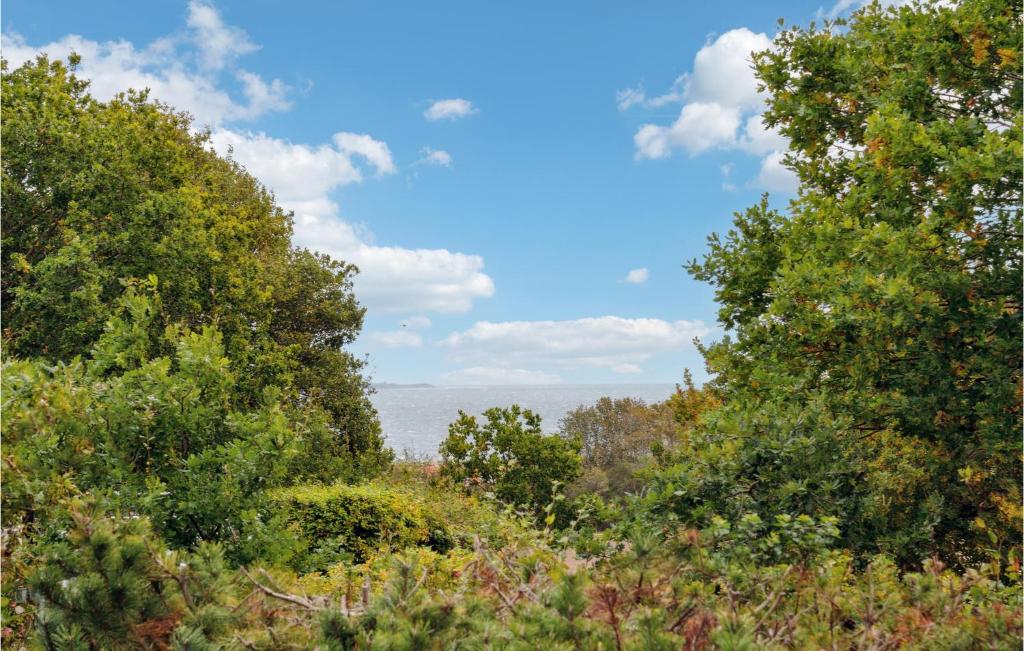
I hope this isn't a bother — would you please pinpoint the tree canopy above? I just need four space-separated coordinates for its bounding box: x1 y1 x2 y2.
1 55 390 474
668 0 1022 566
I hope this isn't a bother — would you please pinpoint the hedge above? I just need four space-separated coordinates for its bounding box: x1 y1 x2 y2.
269 482 454 573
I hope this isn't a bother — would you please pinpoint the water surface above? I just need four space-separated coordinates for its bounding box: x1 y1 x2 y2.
371 383 676 457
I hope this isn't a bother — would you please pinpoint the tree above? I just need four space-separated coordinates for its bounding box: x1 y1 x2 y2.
664 369 723 437
0 55 390 475
439 406 581 517
676 0 1021 566
559 397 676 498
1 288 337 564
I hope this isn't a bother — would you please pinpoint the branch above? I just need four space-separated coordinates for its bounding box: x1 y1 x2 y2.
239 567 321 611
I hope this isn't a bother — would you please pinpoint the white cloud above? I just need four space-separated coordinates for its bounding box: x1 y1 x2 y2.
442 316 709 373
635 102 742 158
210 130 495 314
616 86 648 111
738 114 787 156
2 3 288 128
419 147 453 167
611 363 643 374
424 98 477 121
209 129 365 205
186 0 257 70
686 28 772 110
616 75 688 111
402 316 432 329
721 163 737 192
441 367 564 386
626 27 799 195
624 268 649 284
349 244 495 313
755 150 799 193
236 70 291 117
334 132 396 175
368 330 424 348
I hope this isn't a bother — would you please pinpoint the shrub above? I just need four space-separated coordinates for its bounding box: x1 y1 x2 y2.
269 483 455 573
439 405 581 519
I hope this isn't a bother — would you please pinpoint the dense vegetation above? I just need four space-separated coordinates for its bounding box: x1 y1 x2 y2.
2 0 1021 648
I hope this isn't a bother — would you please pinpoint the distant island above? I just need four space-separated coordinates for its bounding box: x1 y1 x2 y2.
373 382 435 390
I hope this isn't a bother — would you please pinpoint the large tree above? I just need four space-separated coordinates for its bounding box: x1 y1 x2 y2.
1 55 391 474
653 0 1021 567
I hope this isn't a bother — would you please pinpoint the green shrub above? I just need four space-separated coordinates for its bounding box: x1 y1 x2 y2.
439 405 582 519
269 483 455 573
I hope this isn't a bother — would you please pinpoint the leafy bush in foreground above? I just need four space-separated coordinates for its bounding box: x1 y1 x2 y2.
25 504 1022 650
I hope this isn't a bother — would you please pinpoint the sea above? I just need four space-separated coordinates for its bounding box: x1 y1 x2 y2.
370 383 677 457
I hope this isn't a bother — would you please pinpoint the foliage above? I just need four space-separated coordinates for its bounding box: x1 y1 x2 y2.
439 406 582 518
269 482 454 572
27 503 1022 650
25 501 327 649
676 0 1022 567
559 373 721 500
4 2 1023 646
0 55 390 475
559 397 675 497
1 289 335 567
664 369 723 442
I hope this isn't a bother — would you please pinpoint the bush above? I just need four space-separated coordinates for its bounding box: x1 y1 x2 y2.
19 491 1024 650
269 483 455 573
439 405 581 519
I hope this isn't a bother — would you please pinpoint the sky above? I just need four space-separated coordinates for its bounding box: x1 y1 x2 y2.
2 0 872 385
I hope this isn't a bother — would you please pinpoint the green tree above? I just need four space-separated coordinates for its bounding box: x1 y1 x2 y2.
674 0 1021 566
1 288 331 564
0 55 390 475
559 397 676 498
439 406 582 517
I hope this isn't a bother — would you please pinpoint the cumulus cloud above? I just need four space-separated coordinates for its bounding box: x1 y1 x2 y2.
738 114 788 156
348 244 495 313
1 4 289 128
334 132 397 175
623 268 649 284
441 367 564 386
236 70 291 117
686 28 771 110
210 130 495 313
755 151 800 194
368 330 424 348
419 147 453 167
442 316 709 374
623 27 797 194
424 98 477 121
634 102 742 158
186 0 257 70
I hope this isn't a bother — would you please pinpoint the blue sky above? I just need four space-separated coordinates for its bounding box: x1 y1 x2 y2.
3 0 862 385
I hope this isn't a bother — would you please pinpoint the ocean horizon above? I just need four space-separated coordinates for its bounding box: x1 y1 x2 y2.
370 383 677 457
